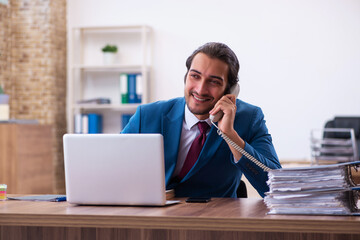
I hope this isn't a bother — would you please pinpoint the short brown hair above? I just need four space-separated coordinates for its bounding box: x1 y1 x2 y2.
185 42 239 94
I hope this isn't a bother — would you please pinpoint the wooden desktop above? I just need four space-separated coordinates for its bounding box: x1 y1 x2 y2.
0 197 359 240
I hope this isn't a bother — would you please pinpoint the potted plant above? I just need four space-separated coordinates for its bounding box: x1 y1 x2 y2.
102 44 118 64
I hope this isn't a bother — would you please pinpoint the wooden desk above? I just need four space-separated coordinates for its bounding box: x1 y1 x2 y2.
0 198 359 240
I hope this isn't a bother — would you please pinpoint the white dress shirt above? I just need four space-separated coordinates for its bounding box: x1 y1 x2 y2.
172 105 211 177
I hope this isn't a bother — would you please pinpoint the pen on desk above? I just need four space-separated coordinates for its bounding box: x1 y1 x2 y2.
55 196 67 202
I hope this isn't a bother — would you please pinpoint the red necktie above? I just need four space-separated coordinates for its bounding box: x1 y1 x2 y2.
178 121 209 180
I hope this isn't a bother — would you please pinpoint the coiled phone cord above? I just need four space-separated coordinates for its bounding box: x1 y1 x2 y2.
211 121 271 172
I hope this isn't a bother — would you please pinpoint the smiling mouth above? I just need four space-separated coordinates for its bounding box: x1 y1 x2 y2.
192 93 212 102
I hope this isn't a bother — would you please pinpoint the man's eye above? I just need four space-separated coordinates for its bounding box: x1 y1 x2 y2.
210 79 221 85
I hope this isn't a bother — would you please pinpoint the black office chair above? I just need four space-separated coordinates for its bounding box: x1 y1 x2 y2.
236 180 247 198
324 116 360 160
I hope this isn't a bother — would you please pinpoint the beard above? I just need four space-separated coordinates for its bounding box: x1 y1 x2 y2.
185 90 215 117
186 102 213 116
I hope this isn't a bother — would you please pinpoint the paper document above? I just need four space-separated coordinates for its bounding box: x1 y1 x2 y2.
264 161 360 215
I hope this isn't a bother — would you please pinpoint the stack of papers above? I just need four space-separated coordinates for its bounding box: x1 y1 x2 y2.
264 161 360 215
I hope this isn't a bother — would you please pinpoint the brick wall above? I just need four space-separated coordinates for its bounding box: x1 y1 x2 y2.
0 3 12 97
0 0 67 193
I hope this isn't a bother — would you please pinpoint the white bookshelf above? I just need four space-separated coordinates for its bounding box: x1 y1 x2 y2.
67 25 152 133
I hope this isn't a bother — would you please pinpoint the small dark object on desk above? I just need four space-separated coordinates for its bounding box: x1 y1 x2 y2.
186 197 211 203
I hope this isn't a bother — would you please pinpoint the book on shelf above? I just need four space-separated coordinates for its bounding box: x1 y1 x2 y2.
128 74 137 103
264 161 360 216
88 113 103 133
82 114 88 134
119 73 128 104
119 73 142 104
74 113 103 134
74 114 82 134
136 74 142 103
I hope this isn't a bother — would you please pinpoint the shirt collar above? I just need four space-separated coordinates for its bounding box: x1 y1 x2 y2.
184 104 211 130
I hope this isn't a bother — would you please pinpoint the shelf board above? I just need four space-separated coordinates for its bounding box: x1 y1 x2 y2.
72 64 150 73
72 104 140 112
74 25 152 34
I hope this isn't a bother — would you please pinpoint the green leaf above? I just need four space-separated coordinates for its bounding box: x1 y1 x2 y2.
101 44 118 53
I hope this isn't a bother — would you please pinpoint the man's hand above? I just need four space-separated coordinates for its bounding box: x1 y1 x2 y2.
209 94 245 161
209 94 237 135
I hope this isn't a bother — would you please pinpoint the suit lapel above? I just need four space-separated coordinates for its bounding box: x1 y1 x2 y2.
162 99 185 184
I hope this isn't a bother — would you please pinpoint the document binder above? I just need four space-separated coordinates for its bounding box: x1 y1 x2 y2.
264 161 360 215
8 195 66 202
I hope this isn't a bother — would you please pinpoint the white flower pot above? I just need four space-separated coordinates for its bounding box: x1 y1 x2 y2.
103 52 117 65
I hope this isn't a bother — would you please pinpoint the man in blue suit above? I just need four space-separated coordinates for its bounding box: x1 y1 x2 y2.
122 42 281 198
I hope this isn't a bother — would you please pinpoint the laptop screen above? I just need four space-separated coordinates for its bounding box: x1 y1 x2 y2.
63 134 167 206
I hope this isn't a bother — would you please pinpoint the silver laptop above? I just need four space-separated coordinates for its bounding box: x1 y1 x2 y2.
63 133 178 206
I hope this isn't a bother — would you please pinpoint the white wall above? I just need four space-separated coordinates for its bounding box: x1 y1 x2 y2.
67 0 360 161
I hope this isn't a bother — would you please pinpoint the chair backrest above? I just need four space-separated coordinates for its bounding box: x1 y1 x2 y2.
325 117 360 160
236 180 247 198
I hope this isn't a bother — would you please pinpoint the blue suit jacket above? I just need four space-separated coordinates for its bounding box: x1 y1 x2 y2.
122 97 281 198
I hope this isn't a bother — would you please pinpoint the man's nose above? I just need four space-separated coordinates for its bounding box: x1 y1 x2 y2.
196 80 208 95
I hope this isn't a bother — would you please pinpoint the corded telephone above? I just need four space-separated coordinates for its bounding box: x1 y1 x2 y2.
209 84 240 122
209 83 271 172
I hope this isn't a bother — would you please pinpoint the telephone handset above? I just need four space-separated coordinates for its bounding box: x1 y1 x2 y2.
209 84 240 122
209 83 271 172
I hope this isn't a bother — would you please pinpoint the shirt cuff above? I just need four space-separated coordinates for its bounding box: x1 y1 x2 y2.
232 141 249 164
